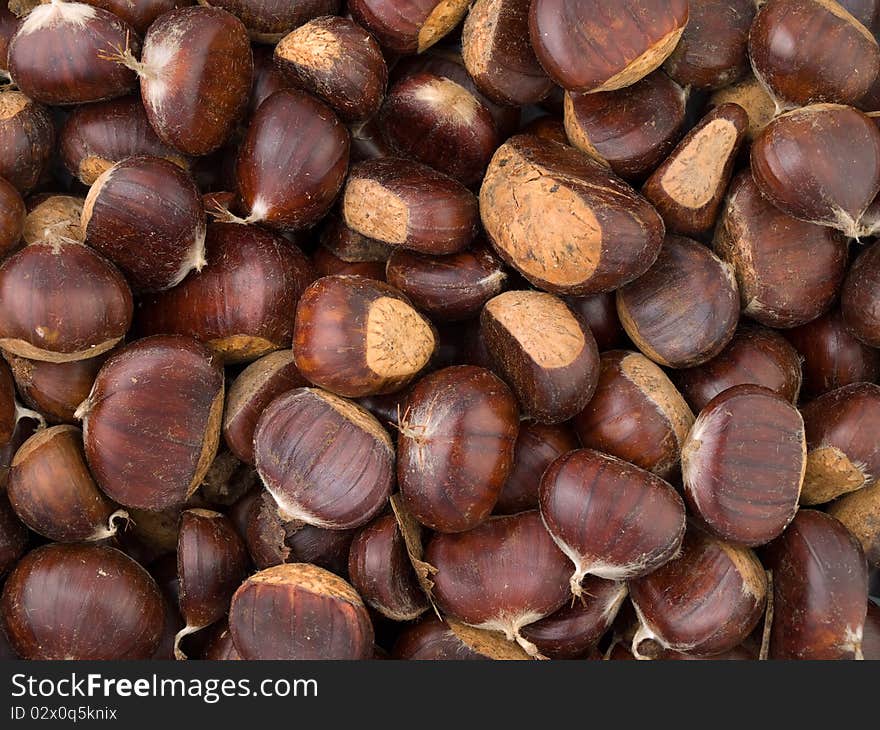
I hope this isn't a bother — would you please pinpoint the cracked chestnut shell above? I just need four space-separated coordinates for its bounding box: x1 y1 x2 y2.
0 91 55 194
480 134 664 295
77 335 225 510
842 239 880 347
763 509 868 659
398 365 519 533
293 275 435 398
573 350 694 478
1 543 165 660
229 563 374 660
529 0 689 93
349 0 470 54
0 176 24 257
682 384 806 546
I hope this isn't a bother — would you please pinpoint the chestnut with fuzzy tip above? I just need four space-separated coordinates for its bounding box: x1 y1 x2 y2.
348 0 470 54
229 563 374 660
842 239 880 347
0 91 55 194
573 350 694 478
0 177 24 256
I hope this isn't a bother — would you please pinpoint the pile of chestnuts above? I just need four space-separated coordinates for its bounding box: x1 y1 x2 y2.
0 0 879 662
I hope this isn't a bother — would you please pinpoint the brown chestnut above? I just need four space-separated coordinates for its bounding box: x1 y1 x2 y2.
314 245 386 281
480 134 664 295
573 350 694 478
200 620 241 661
0 176 24 257
293 275 435 397
348 0 469 54
521 114 568 146
842 239 880 347
1 543 165 660
77 335 225 510
0 493 27 577
82 0 187 36
21 195 85 247
0 241 133 363
563 292 628 352
864 600 880 659
539 449 686 591
0 91 54 194
481 290 599 423
617 235 740 369
828 481 880 567
321 214 393 265
229 563 374 660
763 509 868 659
392 614 531 660
0 358 14 443
204 0 340 43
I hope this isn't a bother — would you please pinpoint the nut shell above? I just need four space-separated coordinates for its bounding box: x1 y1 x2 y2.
842 239 880 347
0 91 55 194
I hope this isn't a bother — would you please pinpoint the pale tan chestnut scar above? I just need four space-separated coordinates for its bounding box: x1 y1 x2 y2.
486 290 585 369
710 77 775 140
187 387 224 497
418 0 471 52
344 178 409 245
246 563 365 605
717 542 768 600
591 24 685 93
460 0 502 77
364 297 434 380
23 196 85 246
276 24 343 72
81 165 115 233
0 91 30 120
620 353 694 443
311 387 394 448
801 445 870 505
659 119 738 209
448 620 532 660
480 147 602 287
412 77 480 124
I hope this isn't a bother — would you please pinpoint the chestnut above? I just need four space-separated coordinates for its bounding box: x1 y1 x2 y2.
204 0 340 43
1 543 165 660
321 214 393 266
0 241 133 363
254 387 393 529
60 96 188 186
274 16 387 123
81 0 185 35
480 134 664 295
385 244 507 322
342 157 479 255
392 615 530 660
662 0 756 90
643 103 749 237
708 74 777 141
750 104 880 239
175 508 249 657
829 481 880 567
200 621 241 661
763 509 868 659
379 72 498 187
229 563 374 660
398 365 518 533
461 0 553 106
785 308 880 399
8 424 127 542
674 325 803 413
293 275 435 398
539 449 686 591
0 358 14 443
563 71 687 182
236 88 349 230
77 335 225 510
0 91 55 194
616 235 740 369
521 114 568 146
629 529 767 658
137 223 316 363
480 290 600 424
8 1 138 105
348 0 470 54
573 350 694 478
495 422 579 515
248 45 293 118
842 239 880 347
0 176 24 256
314 245 386 280
0 4 16 74
563 292 628 352
82 156 206 293
750 0 880 108
0 417 36 493
800 383 880 505
348 513 429 622
714 171 848 329
425 511 572 656
0 493 27 577
682 385 806 546
196 449 258 508
528 0 688 93
865 601 880 659
21 195 85 247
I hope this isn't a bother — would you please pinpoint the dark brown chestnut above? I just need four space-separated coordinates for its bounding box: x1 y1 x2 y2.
0 4 17 74
248 44 293 118
864 600 880 658
77 336 225 510
203 0 340 43
386 243 507 322
539 449 686 591
529 0 689 93
829 481 880 567
480 134 665 295
763 509 868 659
137 223 315 363
21 195 84 247
425 510 571 656
573 350 694 478
229 563 374 660
563 292 628 352
617 235 740 369
800 383 880 505
563 71 687 182
398 365 518 532
0 241 133 363
749 0 880 108
0 176 24 257
1 543 165 660
8 1 138 105
480 290 599 424
682 385 806 546
343 157 479 255
521 114 568 146
392 615 531 660
643 103 748 237
254 387 393 529
321 214 393 266
0 91 55 194
0 358 14 443
274 16 387 123
629 529 767 658
348 0 470 54
0 493 27 577
314 245 387 281
708 74 777 141
82 0 187 35
842 239 880 347
674 325 803 413
200 620 241 661
293 275 435 397
714 171 848 329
